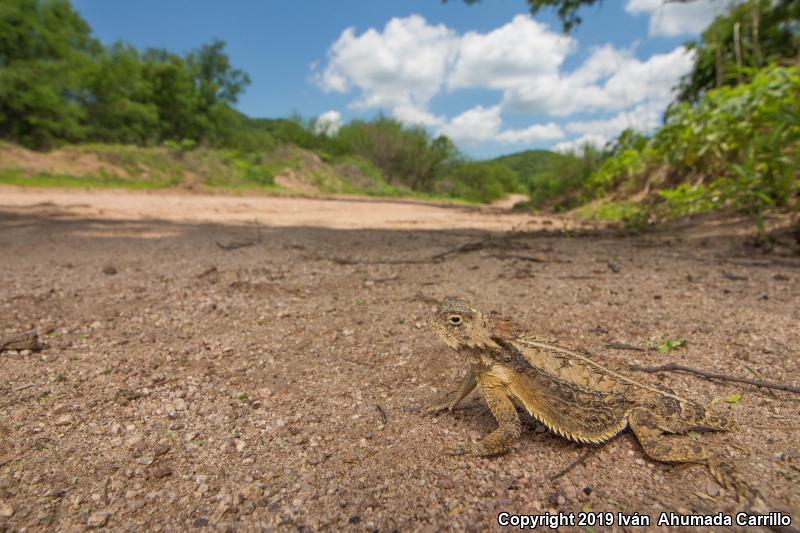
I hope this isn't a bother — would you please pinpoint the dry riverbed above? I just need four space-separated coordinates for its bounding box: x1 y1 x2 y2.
0 186 798 531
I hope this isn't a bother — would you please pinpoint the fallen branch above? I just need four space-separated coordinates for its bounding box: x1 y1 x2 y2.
606 341 648 352
721 270 748 281
331 257 429 265
216 240 257 251
550 445 604 481
197 266 218 278
216 220 262 251
633 363 800 394
375 404 387 425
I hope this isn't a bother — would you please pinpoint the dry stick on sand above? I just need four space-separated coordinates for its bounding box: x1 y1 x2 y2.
331 223 534 265
634 363 800 394
216 219 262 251
375 404 388 425
549 443 608 481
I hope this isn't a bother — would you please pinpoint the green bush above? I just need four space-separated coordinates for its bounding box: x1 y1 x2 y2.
446 161 519 203
578 65 799 225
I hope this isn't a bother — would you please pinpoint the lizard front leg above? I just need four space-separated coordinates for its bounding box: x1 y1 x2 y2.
425 367 477 415
448 373 521 456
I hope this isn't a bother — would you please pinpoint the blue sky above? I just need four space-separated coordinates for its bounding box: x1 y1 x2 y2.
72 0 735 158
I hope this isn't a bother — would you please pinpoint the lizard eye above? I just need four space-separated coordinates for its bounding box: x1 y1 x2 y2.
448 315 462 325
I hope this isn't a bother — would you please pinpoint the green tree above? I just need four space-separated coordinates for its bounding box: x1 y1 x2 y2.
677 0 800 102
0 0 99 147
187 39 251 108
447 161 519 203
86 43 159 144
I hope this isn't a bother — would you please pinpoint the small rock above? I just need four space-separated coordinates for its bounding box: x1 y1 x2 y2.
154 444 170 456
137 455 154 466
87 511 111 528
173 398 188 411
150 464 172 479
1 503 13 517
194 517 209 527
349 515 361 524
55 414 72 426
607 261 620 273
561 483 578 501
102 265 118 275
634 458 645 467
706 481 721 497
52 403 71 415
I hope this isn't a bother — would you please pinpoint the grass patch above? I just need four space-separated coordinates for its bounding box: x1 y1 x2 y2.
0 168 176 189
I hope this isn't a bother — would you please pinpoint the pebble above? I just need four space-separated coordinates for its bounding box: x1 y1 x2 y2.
55 414 72 426
706 481 721 497
173 398 188 411
150 464 172 479
137 455 154 466
87 511 111 528
0 503 13 517
154 444 170 456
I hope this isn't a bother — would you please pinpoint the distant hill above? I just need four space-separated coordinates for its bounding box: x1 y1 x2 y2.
490 149 564 187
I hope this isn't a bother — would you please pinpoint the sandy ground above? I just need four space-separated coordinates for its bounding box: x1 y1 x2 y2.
0 186 798 532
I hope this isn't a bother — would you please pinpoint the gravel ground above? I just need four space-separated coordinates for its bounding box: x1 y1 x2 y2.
0 187 798 532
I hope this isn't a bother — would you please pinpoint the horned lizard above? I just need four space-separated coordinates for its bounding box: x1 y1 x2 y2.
427 297 752 497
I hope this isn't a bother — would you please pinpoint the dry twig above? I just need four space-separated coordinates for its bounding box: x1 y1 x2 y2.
375 404 387 425
550 445 605 481
606 342 648 352
634 363 800 394
216 220 262 251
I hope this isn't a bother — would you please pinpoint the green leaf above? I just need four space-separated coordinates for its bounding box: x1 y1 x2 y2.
687 431 702 441
724 393 742 404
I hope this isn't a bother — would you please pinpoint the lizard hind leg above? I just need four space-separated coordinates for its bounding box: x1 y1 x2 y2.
656 401 735 434
448 373 521 457
629 408 754 502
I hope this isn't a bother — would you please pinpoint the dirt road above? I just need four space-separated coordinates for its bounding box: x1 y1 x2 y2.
1 187 798 531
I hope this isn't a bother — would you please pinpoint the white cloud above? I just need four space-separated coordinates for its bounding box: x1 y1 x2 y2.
503 45 694 116
317 16 456 124
315 13 700 150
438 105 564 145
314 110 343 136
553 134 608 153
447 15 574 90
625 0 741 37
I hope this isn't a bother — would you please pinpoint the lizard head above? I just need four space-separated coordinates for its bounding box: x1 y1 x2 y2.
429 297 504 350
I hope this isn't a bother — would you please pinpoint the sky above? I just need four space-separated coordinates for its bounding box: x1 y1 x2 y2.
72 0 737 158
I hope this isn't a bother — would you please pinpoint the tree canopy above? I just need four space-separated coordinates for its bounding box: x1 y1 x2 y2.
0 0 250 149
